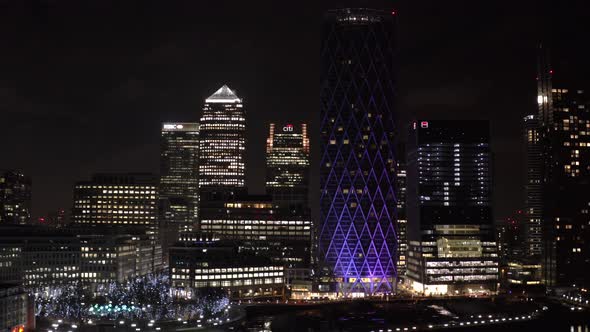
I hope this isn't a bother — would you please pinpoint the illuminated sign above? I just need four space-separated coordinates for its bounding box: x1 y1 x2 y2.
283 124 294 132
421 121 429 129
163 124 184 130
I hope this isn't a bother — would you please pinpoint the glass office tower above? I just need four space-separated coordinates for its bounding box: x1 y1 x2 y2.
320 8 398 295
265 123 310 209
160 122 200 225
405 120 498 296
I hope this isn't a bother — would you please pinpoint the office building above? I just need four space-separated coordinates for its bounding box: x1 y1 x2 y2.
198 85 246 189
79 234 137 285
0 171 32 225
160 122 200 225
266 123 310 209
496 215 523 265
523 114 543 258
396 146 408 278
495 211 542 288
319 8 398 295
0 284 34 332
0 225 158 290
0 226 81 289
406 120 498 296
535 46 590 288
169 236 284 299
160 122 199 265
506 261 543 287
199 193 312 270
540 88 590 287
72 173 162 273
72 173 159 228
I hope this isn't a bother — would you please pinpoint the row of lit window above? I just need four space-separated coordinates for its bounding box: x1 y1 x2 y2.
425 261 497 267
202 219 310 225
187 278 282 288
77 186 156 190
425 268 498 275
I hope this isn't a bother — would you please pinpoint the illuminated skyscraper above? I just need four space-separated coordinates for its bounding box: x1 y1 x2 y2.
265 123 310 209
406 121 498 296
0 171 32 225
395 146 407 278
198 85 246 189
523 114 543 258
535 50 590 286
160 123 200 224
320 8 398 295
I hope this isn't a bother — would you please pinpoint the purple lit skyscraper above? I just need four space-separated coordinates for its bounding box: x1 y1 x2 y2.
319 8 398 295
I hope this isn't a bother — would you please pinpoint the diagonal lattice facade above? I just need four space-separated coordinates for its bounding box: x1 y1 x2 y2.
319 8 398 295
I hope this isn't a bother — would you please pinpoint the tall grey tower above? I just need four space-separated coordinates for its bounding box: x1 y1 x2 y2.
160 122 200 226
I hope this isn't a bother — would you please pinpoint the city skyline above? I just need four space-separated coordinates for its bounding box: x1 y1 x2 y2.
2 2 590 220
2 2 590 331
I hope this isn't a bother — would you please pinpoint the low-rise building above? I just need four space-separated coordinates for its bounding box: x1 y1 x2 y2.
200 193 312 270
169 236 284 299
0 225 161 290
0 226 80 289
0 284 34 332
79 234 137 285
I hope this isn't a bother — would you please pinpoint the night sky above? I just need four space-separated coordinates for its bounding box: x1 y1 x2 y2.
1 1 589 220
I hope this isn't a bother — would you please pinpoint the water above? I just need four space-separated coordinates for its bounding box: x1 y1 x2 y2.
235 299 590 332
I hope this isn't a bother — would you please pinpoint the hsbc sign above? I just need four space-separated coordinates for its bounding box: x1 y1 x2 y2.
163 124 184 130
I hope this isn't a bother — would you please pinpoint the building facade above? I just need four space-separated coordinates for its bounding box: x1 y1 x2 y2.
79 234 137 285
0 225 158 290
396 145 408 278
540 87 590 287
523 114 543 258
198 85 246 190
535 46 590 288
319 8 398 295
265 123 310 209
72 173 162 274
199 193 312 270
169 237 284 299
0 171 32 225
406 121 498 296
72 173 159 228
160 122 200 225
0 284 33 332
0 226 81 289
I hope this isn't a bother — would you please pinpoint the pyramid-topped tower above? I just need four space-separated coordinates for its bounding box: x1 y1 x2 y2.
199 85 246 189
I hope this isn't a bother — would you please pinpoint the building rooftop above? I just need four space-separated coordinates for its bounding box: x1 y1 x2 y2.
205 85 242 103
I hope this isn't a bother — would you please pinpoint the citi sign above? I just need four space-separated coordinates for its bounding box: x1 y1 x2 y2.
283 124 294 132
